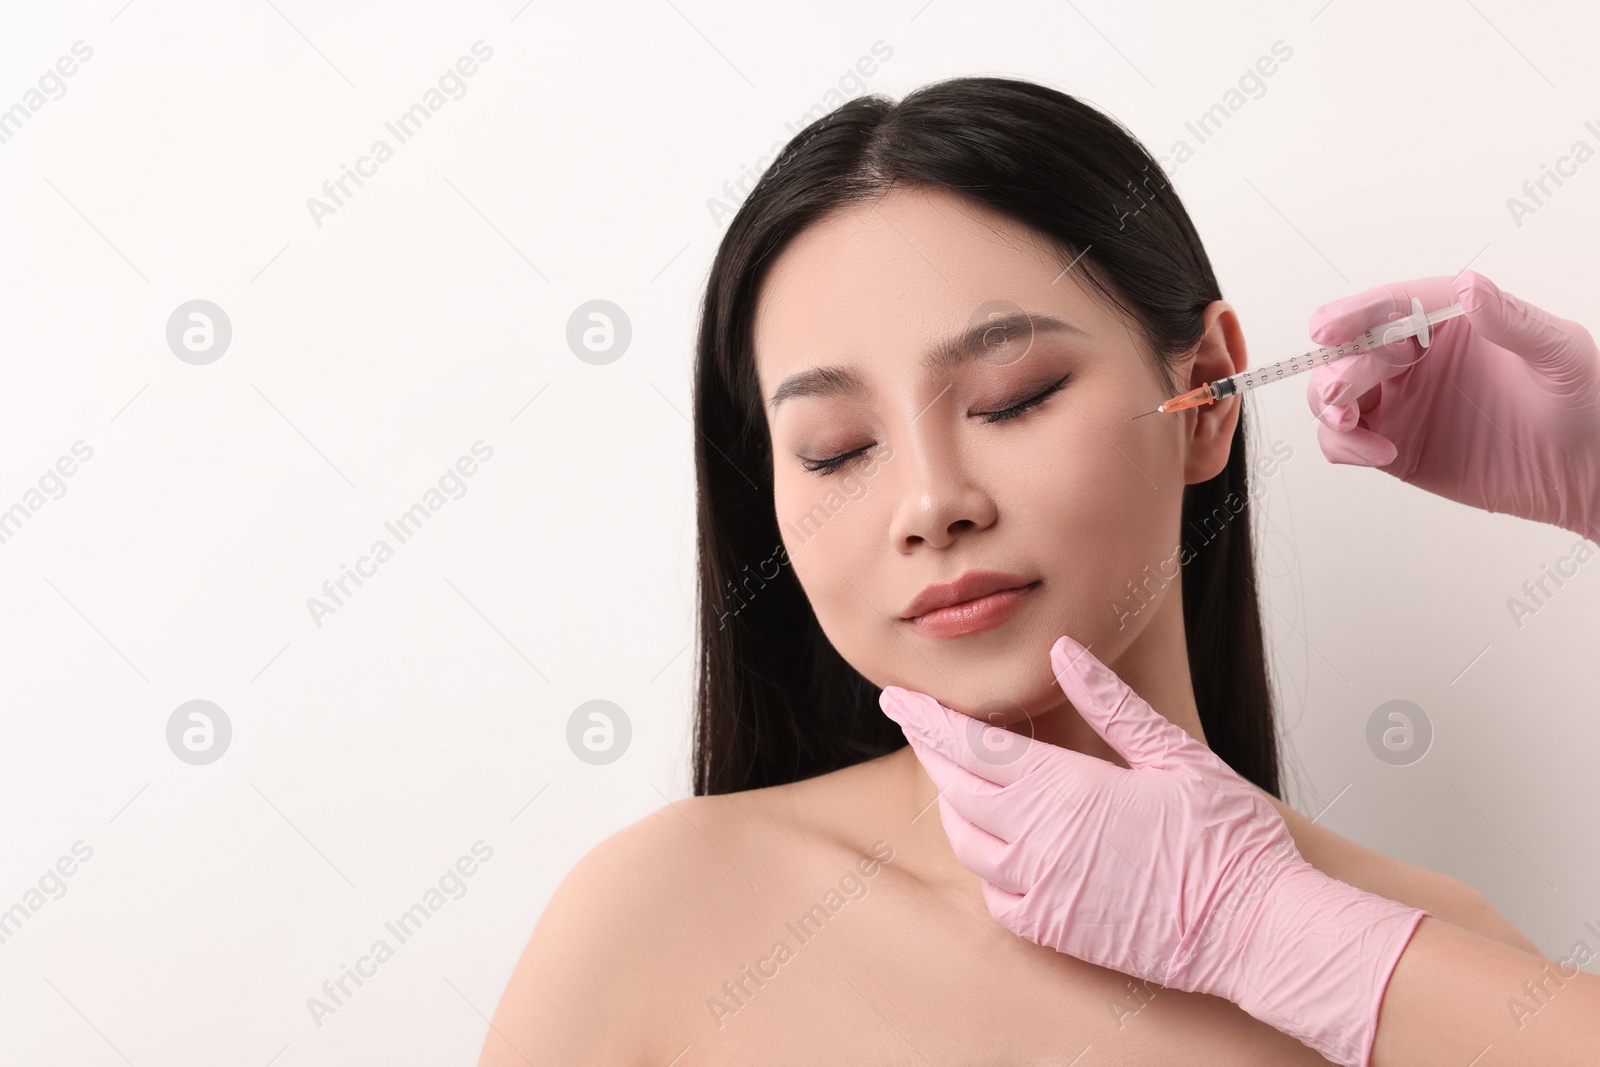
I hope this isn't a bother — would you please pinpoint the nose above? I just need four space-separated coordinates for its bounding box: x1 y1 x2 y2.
886 422 998 550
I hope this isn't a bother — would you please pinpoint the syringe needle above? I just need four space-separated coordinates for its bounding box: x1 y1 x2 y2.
1124 407 1163 422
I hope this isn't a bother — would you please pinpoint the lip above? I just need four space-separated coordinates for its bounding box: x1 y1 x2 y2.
902 570 1040 639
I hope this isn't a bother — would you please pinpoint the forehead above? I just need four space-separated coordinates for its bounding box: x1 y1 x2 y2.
752 186 1111 383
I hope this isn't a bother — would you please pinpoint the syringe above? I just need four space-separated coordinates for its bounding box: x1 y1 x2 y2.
1125 298 1466 420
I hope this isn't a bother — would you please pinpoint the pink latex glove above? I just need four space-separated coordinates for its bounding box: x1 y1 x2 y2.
1306 270 1600 541
879 633 1429 1067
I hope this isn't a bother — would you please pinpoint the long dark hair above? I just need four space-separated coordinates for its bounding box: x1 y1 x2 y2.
690 76 1281 799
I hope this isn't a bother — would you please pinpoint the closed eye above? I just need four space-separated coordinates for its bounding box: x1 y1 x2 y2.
799 374 1071 476
973 374 1070 423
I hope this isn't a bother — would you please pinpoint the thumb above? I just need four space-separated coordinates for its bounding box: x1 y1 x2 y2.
1049 634 1208 772
1455 270 1600 395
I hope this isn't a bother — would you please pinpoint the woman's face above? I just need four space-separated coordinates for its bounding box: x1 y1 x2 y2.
752 184 1236 727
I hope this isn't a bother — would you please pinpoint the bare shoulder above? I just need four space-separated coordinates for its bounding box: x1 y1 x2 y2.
474 790 788 1067
1262 789 1540 954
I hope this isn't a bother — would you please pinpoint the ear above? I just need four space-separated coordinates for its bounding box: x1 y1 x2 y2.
1181 300 1246 485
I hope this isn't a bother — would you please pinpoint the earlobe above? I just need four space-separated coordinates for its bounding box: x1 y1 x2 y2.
1181 301 1247 484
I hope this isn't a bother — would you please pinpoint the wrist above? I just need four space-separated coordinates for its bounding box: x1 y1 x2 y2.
1227 862 1429 1067
1556 431 1600 542
1572 461 1600 543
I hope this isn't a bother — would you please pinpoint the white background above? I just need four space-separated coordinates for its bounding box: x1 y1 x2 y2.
1 0 1597 1062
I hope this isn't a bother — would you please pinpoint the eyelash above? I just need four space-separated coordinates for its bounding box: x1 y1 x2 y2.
799 374 1071 476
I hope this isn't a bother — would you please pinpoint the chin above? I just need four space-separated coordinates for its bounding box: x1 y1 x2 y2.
902 681 1051 731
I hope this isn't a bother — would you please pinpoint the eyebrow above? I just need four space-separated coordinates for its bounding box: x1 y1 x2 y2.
765 311 1084 412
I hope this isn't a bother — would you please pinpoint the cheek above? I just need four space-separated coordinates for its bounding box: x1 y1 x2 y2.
1006 418 1185 609
774 469 899 674
776 471 879 607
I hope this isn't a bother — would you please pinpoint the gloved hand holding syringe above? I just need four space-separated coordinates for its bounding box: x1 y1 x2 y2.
1126 270 1600 540
1126 297 1466 420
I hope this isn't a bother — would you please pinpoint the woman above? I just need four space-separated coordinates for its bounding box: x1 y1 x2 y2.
476 77 1543 1064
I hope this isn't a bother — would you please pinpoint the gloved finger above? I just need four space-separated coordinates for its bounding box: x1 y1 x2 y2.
1455 269 1600 399
908 726 1107 851
1307 350 1406 424
880 686 1033 787
1308 275 1459 347
1049 634 1222 779
1316 418 1398 467
979 877 1026 927
900 729 1012 835
1309 283 1408 348
1307 378 1361 430
903 723 1102 845
1308 276 1471 407
936 794 1029 895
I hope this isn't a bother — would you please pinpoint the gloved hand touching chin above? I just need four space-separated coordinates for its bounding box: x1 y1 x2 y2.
880 633 1429 1067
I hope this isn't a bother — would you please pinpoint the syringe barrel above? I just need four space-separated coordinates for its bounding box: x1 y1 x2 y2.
1201 301 1458 404
1231 323 1413 394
